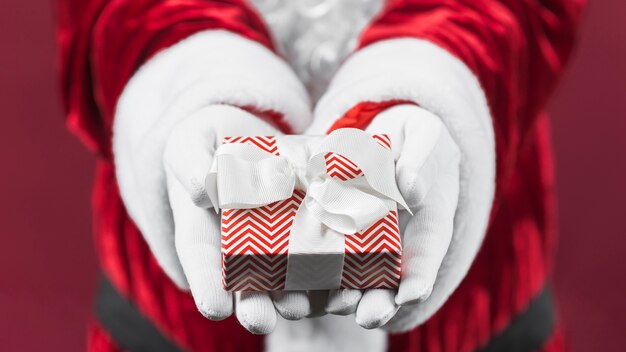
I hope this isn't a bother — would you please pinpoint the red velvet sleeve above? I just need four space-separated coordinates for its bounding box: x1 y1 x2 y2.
56 0 274 157
359 0 586 190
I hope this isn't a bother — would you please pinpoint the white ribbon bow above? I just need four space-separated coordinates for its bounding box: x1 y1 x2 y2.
207 128 410 290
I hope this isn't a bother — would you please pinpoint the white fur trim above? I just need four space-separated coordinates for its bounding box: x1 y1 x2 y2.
312 39 496 330
267 315 386 352
113 30 311 288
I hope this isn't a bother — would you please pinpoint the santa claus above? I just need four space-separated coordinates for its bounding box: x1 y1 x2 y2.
56 0 585 351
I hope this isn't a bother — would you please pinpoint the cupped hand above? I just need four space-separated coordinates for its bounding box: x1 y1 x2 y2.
161 105 313 333
323 104 462 331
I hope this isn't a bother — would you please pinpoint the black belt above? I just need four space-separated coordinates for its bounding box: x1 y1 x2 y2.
477 287 556 352
96 276 555 352
95 278 181 352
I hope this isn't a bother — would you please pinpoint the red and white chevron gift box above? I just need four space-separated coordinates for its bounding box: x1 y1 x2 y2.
220 133 402 291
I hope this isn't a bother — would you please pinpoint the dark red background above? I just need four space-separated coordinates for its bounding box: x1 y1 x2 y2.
0 1 624 351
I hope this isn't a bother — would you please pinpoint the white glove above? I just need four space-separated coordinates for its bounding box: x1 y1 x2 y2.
321 104 460 330
164 107 313 333
113 30 312 334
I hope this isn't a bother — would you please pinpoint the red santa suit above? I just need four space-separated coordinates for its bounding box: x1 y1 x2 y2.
56 0 586 351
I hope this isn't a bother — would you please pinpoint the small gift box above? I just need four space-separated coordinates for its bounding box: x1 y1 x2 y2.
207 129 409 291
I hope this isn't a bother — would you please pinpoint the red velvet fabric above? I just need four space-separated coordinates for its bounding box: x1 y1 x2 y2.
87 321 124 352
56 0 275 158
56 0 585 351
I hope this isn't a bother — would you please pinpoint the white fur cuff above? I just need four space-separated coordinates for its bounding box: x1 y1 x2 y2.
116 30 312 145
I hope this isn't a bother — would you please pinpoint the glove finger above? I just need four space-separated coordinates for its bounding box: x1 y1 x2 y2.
395 167 460 306
166 166 233 320
380 305 424 333
355 289 399 329
325 289 362 315
164 105 281 208
236 291 278 334
270 291 311 320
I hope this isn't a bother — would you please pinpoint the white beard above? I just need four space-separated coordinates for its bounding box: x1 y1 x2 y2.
249 0 385 101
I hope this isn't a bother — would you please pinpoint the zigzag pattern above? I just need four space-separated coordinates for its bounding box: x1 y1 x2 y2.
324 134 391 180
221 190 306 291
221 134 400 291
325 152 363 180
372 134 392 149
341 211 401 289
222 136 279 155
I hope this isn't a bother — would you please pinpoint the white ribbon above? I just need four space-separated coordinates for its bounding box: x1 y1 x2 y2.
208 128 409 290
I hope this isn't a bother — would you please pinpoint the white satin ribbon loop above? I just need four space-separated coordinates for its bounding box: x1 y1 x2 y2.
304 176 389 234
312 128 412 215
205 143 296 212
